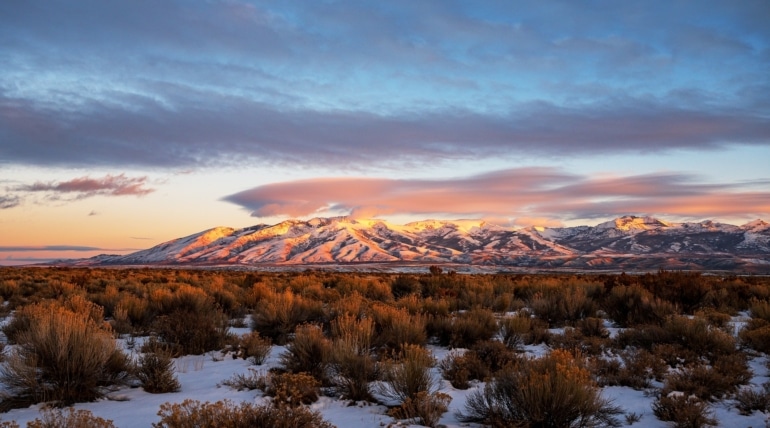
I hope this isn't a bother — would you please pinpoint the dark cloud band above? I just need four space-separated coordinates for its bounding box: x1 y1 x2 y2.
1 92 768 169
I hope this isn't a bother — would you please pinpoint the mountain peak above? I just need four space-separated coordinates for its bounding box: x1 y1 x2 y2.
403 219 488 233
742 219 769 232
197 227 235 244
597 215 670 232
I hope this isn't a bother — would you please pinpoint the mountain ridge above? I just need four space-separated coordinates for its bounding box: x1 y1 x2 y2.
70 215 770 272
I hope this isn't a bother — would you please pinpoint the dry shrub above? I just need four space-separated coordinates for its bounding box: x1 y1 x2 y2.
251 290 324 345
662 316 736 361
389 391 451 428
395 294 423 314
0 294 104 345
438 347 495 389
751 300 770 322
421 297 450 319
652 343 699 368
259 372 321 406
713 352 752 387
377 344 436 405
279 324 331 384
587 356 622 388
661 354 750 401
577 317 609 338
549 328 609 356
427 313 454 347
593 349 665 390
615 323 670 350
492 293 524 313
438 351 473 389
110 303 133 335
217 368 267 391
327 292 368 320
136 351 181 394
152 286 231 356
114 294 152 332
529 285 596 326
459 349 622 428
209 286 243 319
617 316 737 368
335 275 392 301
153 399 334 428
652 394 717 428
498 311 550 348
141 335 175 354
1 306 34 344
693 308 732 329
498 313 529 349
238 331 272 365
448 307 498 349
370 303 426 351
0 299 130 410
638 271 715 313
470 340 517 375
604 285 677 327
735 383 770 415
27 407 116 428
739 318 770 353
328 315 377 401
220 368 263 391
330 313 373 346
391 275 422 299
243 282 271 309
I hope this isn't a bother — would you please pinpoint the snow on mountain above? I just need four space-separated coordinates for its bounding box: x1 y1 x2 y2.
738 219 770 251
595 215 671 232
743 219 770 233
77 216 770 272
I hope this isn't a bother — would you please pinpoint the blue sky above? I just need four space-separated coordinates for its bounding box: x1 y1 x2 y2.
1 1 769 263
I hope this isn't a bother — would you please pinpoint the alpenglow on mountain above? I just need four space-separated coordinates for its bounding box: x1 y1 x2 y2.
80 216 770 273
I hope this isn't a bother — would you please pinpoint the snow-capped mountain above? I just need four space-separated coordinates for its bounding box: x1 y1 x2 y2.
78 216 770 272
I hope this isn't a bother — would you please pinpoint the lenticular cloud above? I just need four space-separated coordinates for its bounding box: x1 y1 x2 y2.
223 168 770 221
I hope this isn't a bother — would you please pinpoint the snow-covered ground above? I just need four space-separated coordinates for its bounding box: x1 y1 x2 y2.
2 325 770 427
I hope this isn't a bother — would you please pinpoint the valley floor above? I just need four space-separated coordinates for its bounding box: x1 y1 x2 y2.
2 323 770 428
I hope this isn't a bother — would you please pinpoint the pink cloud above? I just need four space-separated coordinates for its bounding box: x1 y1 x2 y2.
223 168 770 222
22 174 154 199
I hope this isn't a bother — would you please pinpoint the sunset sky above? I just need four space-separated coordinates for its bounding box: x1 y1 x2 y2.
1 1 769 265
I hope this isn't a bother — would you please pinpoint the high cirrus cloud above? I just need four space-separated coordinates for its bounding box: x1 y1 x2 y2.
223 168 770 222
19 174 154 201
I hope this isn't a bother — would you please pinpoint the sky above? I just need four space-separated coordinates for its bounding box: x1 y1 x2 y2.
1 0 769 265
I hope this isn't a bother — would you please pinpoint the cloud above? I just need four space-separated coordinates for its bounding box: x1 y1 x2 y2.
223 168 770 222
0 1 768 169
0 245 106 252
19 174 154 199
1 90 768 169
0 195 21 209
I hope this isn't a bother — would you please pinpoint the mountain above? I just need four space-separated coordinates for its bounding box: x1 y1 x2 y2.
75 216 770 273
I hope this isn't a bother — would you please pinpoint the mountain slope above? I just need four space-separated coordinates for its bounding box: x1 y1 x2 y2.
80 216 770 272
